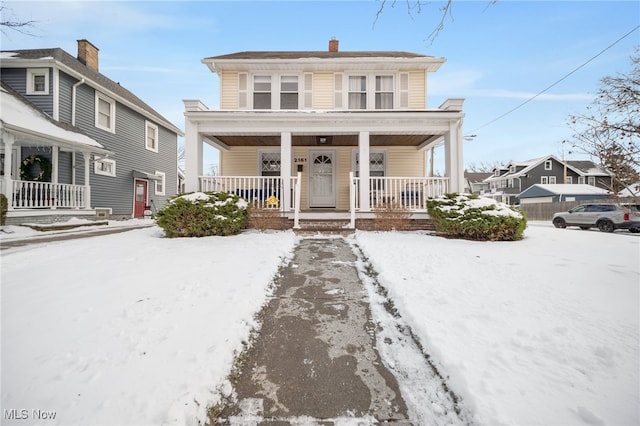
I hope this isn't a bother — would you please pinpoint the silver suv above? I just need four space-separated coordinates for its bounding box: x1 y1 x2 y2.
552 203 640 233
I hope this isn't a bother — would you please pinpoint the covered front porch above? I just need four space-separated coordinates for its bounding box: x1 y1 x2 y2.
184 99 465 229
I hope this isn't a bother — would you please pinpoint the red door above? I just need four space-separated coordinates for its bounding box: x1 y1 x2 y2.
134 179 148 218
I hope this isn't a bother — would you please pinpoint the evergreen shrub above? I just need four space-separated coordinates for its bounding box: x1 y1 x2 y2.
0 193 7 225
427 193 526 241
155 192 248 238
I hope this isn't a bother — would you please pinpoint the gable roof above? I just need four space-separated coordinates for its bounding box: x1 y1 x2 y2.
465 172 493 183
1 82 110 155
566 160 611 176
1 48 183 136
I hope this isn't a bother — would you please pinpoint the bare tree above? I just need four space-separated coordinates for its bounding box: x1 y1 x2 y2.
0 6 37 36
374 0 497 44
466 161 504 173
567 50 640 193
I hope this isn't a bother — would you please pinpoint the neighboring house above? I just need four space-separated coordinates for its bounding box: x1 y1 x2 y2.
483 155 613 205
619 182 640 198
183 39 466 228
464 171 492 194
0 40 183 225
517 184 611 204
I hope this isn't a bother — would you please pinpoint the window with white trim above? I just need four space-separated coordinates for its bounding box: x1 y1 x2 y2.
375 75 394 109
94 157 116 177
509 165 516 173
544 160 552 170
549 176 557 184
541 176 549 184
145 121 159 153
588 176 596 186
253 75 271 109
348 76 367 109
95 92 115 133
280 76 299 109
260 151 281 177
26 69 49 95
353 151 386 177
566 176 573 184
155 171 166 195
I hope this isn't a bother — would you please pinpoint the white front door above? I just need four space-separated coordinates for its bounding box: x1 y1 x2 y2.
309 151 336 207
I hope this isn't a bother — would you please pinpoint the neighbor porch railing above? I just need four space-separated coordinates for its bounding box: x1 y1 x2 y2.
8 180 89 210
350 175 449 211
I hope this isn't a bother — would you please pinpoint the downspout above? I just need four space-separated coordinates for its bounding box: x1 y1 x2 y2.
71 79 85 185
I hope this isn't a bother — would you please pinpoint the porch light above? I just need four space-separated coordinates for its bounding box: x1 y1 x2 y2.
316 136 332 145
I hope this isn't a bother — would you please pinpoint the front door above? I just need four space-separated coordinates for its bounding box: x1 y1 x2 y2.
134 179 148 218
309 151 336 207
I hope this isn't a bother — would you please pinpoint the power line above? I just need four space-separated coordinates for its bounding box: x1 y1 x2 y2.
469 24 640 134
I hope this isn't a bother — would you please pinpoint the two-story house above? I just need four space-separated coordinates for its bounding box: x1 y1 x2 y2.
483 155 613 205
183 39 466 228
1 40 183 225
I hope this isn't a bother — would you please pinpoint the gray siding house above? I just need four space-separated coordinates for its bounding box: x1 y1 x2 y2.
483 155 613 205
1 40 183 225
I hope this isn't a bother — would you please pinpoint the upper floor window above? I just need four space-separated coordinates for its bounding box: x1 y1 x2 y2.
588 176 596 186
544 160 552 170
578 176 585 184
145 121 159 153
566 176 573 184
253 76 271 109
95 92 115 133
494 169 500 177
375 76 393 109
155 171 166 195
509 165 516 173
26 69 49 95
348 76 367 109
280 76 298 109
94 157 116 177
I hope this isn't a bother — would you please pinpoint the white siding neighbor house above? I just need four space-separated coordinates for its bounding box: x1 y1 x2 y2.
184 39 465 228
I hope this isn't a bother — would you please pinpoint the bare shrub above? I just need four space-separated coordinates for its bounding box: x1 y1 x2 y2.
373 202 411 231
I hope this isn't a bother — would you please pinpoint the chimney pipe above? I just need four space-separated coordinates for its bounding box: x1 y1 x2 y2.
77 39 99 72
329 38 339 52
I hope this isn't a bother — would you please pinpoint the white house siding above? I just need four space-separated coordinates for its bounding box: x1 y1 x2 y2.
220 71 239 110
409 71 426 109
312 72 334 109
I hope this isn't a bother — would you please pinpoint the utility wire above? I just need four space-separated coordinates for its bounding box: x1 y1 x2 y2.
469 24 640 134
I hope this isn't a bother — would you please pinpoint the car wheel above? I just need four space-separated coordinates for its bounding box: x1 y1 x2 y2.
579 226 590 230
630 228 640 234
597 220 615 233
553 217 566 228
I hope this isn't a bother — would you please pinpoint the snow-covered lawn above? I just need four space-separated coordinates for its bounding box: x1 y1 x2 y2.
1 221 638 425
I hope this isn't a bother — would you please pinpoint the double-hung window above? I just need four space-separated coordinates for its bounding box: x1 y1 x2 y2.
544 160 553 170
26 69 49 95
280 76 298 109
95 92 115 133
145 121 159 152
348 76 367 109
375 76 394 109
253 76 271 109
155 171 166 195
94 157 116 177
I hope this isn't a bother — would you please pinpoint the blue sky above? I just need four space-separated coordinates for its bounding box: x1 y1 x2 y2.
2 0 639 173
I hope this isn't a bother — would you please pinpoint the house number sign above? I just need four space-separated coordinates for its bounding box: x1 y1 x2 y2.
294 157 307 163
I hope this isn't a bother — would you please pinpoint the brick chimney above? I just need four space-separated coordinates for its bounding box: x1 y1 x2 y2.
329 38 339 52
77 39 99 71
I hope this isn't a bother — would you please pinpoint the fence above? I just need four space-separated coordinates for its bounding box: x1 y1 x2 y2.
520 197 637 221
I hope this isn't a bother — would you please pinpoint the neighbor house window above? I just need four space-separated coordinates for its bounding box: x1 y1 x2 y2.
509 165 516 173
348 76 367 109
280 76 299 109
145 121 159 153
566 176 573 184
549 176 557 184
544 160 552 170
253 75 271 109
94 157 116 177
260 151 281 176
541 176 549 184
494 170 500 177
95 92 115 133
375 76 394 109
155 171 166 195
588 176 596 186
578 176 585 184
26 69 50 95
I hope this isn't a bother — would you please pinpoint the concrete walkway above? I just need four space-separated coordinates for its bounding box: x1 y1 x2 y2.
216 238 411 425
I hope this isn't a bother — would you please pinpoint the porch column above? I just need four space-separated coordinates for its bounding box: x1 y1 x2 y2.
358 131 371 211
280 131 292 211
1 131 14 209
444 119 465 193
184 118 202 192
83 152 91 209
51 146 59 184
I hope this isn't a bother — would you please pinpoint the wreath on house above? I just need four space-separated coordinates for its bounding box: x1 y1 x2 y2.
20 154 52 182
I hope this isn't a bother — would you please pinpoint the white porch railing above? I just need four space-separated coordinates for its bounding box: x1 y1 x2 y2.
8 180 89 209
200 175 302 227
351 175 450 211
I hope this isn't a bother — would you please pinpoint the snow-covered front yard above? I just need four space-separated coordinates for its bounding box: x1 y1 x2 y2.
1 222 638 425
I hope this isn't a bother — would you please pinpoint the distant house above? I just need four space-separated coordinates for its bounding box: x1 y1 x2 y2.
483 155 613 205
464 171 492 194
1 40 183 225
183 39 466 228
517 184 612 204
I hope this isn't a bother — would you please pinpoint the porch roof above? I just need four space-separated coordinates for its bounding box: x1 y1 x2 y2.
1 83 111 156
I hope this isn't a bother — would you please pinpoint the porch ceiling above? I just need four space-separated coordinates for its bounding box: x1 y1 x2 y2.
210 134 435 147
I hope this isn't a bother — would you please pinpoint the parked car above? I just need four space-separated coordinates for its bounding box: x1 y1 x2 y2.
552 203 640 233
